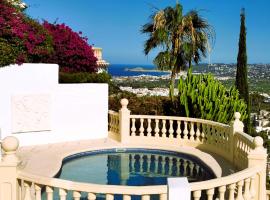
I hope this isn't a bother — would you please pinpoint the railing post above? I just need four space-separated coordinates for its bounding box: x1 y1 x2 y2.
119 99 131 144
230 112 244 164
248 136 267 200
0 136 20 200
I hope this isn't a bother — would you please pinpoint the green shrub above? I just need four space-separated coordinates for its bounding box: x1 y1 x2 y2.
0 38 19 66
109 93 171 115
177 69 248 123
59 72 111 83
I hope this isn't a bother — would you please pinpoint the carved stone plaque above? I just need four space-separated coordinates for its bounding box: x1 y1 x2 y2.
11 94 51 133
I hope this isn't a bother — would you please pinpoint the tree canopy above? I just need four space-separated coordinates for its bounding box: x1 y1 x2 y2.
142 2 214 99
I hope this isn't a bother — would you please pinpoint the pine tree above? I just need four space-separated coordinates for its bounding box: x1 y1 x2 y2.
236 8 251 134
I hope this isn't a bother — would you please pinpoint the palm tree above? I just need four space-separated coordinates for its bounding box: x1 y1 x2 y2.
142 2 214 99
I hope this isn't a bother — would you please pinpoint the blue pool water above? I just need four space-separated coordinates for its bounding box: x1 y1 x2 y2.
58 149 215 186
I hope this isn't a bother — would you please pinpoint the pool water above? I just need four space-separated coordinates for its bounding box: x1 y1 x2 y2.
58 149 215 186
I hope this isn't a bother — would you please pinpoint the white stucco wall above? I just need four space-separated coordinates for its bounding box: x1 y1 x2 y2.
0 63 108 146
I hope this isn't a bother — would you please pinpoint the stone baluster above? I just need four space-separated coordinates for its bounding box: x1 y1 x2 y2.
155 119 160 137
168 157 173 175
130 154 134 172
162 120 167 138
189 161 194 177
34 184 42 200
206 188 214 200
123 195 131 200
169 120 174 138
146 155 151 172
218 185 226 200
183 121 188 139
142 195 150 200
0 136 20 200
195 165 200 177
23 182 32 200
193 190 201 200
249 175 256 199
139 118 144 136
201 124 206 143
195 123 201 142
176 121 181 139
147 119 152 137
190 122 195 141
215 127 219 145
88 193 96 200
59 188 67 200
160 193 167 200
131 118 136 136
228 183 236 200
236 180 244 200
106 194 114 200
133 154 137 172
113 115 117 133
183 160 188 176
119 99 131 143
111 115 115 132
155 156 159 174
243 178 251 200
46 186 54 200
161 156 166 174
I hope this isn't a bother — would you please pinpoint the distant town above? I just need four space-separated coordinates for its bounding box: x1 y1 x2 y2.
112 63 270 134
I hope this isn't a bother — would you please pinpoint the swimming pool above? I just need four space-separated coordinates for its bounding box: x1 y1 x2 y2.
58 148 215 186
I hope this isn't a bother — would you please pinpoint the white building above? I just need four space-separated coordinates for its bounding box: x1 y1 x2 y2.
93 47 110 73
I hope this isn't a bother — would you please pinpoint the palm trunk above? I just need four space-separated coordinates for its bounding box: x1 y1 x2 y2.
169 67 177 101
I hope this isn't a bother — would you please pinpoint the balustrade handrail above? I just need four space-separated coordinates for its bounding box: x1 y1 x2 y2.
235 131 254 145
17 166 261 196
190 166 261 191
129 114 229 128
17 171 167 195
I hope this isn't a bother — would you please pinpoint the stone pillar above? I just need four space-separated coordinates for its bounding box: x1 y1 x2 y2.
119 99 131 144
248 136 267 200
0 136 20 200
230 112 244 163
230 112 244 134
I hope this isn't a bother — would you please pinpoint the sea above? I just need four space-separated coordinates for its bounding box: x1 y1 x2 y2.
108 64 169 77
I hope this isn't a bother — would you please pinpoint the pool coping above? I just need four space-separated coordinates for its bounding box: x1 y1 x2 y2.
17 138 225 181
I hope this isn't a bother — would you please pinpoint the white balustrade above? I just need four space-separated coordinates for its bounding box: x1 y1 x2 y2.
0 99 267 200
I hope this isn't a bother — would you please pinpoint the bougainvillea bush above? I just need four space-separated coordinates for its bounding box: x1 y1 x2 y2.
42 21 97 72
0 0 53 66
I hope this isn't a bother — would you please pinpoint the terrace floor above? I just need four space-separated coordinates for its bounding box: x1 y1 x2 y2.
17 138 236 179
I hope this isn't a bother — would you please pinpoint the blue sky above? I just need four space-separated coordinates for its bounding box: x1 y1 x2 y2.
24 0 270 65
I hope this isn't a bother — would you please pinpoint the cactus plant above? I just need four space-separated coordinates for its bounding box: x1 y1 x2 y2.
177 69 248 124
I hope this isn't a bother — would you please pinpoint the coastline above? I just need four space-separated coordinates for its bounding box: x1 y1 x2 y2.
124 67 170 73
